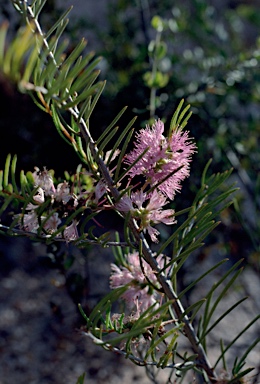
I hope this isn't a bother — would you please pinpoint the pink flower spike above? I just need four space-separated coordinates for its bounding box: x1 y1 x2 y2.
110 252 170 316
124 119 196 200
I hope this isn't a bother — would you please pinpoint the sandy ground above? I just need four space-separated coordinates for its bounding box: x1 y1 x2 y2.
0 237 154 384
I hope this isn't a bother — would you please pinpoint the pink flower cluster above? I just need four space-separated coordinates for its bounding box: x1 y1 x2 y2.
110 252 169 316
116 119 196 242
124 120 196 200
18 167 88 241
116 190 176 242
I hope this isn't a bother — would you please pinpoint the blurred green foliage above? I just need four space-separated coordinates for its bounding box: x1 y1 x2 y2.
83 0 260 258
64 0 259 269
94 0 260 172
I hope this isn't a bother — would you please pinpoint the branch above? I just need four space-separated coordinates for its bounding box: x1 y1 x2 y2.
73 116 218 381
0 224 130 247
82 330 196 370
14 2 218 381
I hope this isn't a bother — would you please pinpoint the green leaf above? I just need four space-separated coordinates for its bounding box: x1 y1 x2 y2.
21 42 40 85
44 6 73 39
235 336 260 374
78 304 89 323
155 41 167 60
220 339 227 371
214 315 260 369
75 373 85 384
65 68 100 99
37 39 68 87
3 153 11 189
60 38 87 71
48 19 69 57
201 159 212 186
156 204 205 255
157 332 180 368
170 99 186 133
200 297 248 341
62 82 103 109
123 301 174 352
95 106 128 146
147 327 178 363
104 114 136 167
33 0 48 19
80 80 106 123
179 299 206 322
87 286 128 329
202 263 244 336
143 71 169 88
0 195 15 217
0 22 8 67
97 126 119 158
178 259 228 300
151 15 164 32
20 170 28 197
0 170 3 192
175 104 192 131
11 154 19 195
51 105 74 146
229 368 255 383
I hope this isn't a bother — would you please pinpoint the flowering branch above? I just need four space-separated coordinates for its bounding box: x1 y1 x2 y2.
56 60 216 376
0 2 258 383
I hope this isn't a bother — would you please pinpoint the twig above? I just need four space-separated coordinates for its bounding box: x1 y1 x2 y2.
0 224 130 247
